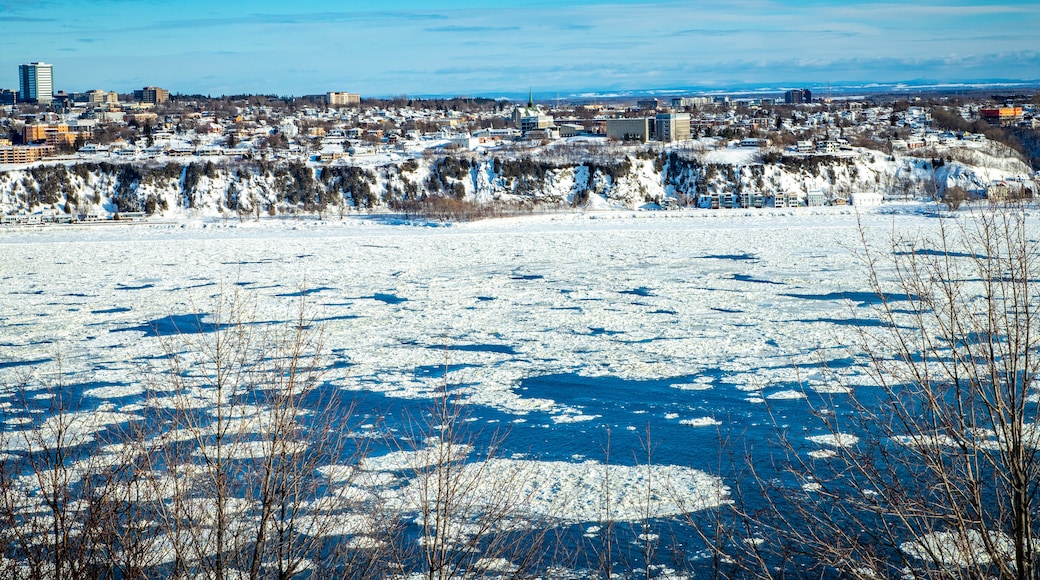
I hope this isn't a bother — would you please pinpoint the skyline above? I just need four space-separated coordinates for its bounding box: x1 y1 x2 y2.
1 1 1039 99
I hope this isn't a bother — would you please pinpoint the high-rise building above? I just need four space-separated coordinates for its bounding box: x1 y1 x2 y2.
326 92 360 106
672 96 712 108
655 112 691 142
784 88 812 105
133 86 169 104
18 62 53 104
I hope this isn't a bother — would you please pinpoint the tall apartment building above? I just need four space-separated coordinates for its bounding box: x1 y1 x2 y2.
784 88 812 104
655 112 691 142
133 86 169 104
18 62 53 104
326 92 361 106
672 96 712 108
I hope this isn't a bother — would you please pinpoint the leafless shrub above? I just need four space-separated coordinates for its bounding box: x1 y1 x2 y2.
137 289 393 579
0 358 143 579
745 205 1040 578
391 382 564 579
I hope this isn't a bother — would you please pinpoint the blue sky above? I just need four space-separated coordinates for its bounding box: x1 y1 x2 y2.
2 0 1037 98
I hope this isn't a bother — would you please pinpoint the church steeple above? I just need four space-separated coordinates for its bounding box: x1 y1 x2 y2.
528 88 534 109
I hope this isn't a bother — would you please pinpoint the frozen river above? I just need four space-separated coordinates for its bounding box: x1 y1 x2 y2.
0 207 950 572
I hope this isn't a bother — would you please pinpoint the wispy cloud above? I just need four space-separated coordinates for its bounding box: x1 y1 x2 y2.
1 16 59 22
2 0 1037 96
104 10 449 34
426 25 521 33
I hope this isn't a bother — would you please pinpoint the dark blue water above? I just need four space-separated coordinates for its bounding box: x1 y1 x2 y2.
800 316 893 328
433 344 519 355
895 248 978 259
115 283 155 291
731 273 784 285
0 357 52 370
276 286 335 297
115 313 228 337
371 293 408 304
92 307 132 314
500 372 824 471
701 253 758 262
784 291 917 307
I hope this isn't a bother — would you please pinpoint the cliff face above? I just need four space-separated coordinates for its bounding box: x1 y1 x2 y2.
0 141 1032 218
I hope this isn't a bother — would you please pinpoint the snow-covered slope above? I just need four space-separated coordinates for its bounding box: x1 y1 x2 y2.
0 140 1032 218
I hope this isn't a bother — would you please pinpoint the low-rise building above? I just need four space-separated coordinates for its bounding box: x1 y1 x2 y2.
558 123 584 138
23 123 89 147
606 118 650 143
636 98 661 110
806 190 827 206
126 112 159 125
738 191 766 208
84 89 119 105
771 191 801 208
850 191 883 206
816 141 839 154
449 134 480 150
0 145 55 164
980 107 1023 126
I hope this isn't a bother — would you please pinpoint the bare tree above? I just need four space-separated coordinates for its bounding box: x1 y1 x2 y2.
393 379 562 579
0 359 142 579
943 185 970 211
139 289 389 579
747 205 1040 578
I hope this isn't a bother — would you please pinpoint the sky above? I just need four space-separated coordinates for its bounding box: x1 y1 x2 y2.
1 0 1038 98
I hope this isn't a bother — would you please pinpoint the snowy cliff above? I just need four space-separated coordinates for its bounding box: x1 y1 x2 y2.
0 140 1032 218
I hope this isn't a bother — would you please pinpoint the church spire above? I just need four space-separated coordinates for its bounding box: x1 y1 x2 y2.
528 88 534 108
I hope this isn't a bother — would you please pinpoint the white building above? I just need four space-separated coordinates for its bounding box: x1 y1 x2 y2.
326 92 360 106
449 134 480 150
672 96 712 108
806 190 827 206
850 191 883 206
85 89 118 106
18 62 53 104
